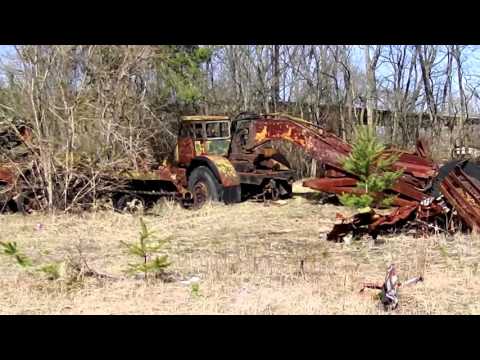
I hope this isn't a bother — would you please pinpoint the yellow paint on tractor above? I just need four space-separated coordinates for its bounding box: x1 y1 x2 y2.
215 158 237 179
195 141 206 155
201 155 240 186
255 126 268 142
281 128 306 146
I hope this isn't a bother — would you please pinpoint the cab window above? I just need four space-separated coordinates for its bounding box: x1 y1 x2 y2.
205 121 230 139
194 123 205 139
206 122 221 138
220 122 230 137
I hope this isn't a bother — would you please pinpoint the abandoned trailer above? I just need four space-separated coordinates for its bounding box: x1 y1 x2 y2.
1 113 480 239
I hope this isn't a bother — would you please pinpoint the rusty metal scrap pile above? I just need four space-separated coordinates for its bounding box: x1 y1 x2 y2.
302 136 480 241
231 113 480 240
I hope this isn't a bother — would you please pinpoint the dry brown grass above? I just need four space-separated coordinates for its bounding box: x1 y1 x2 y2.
1 182 479 315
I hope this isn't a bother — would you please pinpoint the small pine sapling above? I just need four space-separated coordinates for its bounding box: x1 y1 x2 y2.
0 241 32 267
120 217 172 283
39 262 63 280
0 241 64 280
191 282 201 297
340 125 403 209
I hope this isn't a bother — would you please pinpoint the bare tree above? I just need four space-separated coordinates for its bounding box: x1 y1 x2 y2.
364 45 382 127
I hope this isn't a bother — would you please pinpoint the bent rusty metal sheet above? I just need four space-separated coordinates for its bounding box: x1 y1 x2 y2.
368 204 418 232
391 151 437 179
439 166 480 231
327 205 419 242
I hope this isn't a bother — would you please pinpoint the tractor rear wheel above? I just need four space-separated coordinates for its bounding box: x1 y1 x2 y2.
115 194 146 214
188 166 221 208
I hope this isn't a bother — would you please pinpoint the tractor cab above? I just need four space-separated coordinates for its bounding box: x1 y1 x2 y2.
176 116 231 166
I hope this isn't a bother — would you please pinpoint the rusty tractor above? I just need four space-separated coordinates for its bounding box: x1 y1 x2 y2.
111 113 300 211
1 114 298 213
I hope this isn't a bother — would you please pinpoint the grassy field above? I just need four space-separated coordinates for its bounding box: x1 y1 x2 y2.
1 182 479 315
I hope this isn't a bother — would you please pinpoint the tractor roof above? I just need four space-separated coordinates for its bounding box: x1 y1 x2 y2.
181 115 230 122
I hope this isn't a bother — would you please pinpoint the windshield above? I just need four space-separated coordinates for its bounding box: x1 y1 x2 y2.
181 121 231 140
206 121 229 139
195 121 230 139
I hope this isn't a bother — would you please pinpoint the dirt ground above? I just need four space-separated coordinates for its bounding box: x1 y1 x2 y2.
1 182 479 315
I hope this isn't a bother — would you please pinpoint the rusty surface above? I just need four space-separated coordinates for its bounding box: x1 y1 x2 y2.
390 179 429 202
327 209 378 242
303 177 357 189
391 151 437 179
241 113 438 210
368 205 418 231
439 166 480 231
303 177 422 207
415 138 431 159
248 114 437 180
327 205 418 242
177 137 196 166
324 169 347 178
0 126 32 209
251 115 351 169
0 166 15 185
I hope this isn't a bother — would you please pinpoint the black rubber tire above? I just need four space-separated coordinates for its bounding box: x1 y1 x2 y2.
223 185 242 204
14 195 27 214
188 166 222 206
3 194 31 214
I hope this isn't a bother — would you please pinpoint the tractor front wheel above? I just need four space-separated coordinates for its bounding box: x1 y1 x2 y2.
188 166 221 208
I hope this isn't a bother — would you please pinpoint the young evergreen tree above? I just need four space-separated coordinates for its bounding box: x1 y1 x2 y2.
339 125 403 209
120 217 172 283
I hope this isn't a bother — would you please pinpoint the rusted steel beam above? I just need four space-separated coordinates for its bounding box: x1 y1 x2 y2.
303 177 424 207
303 177 357 189
439 166 480 231
392 156 437 178
390 180 429 202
